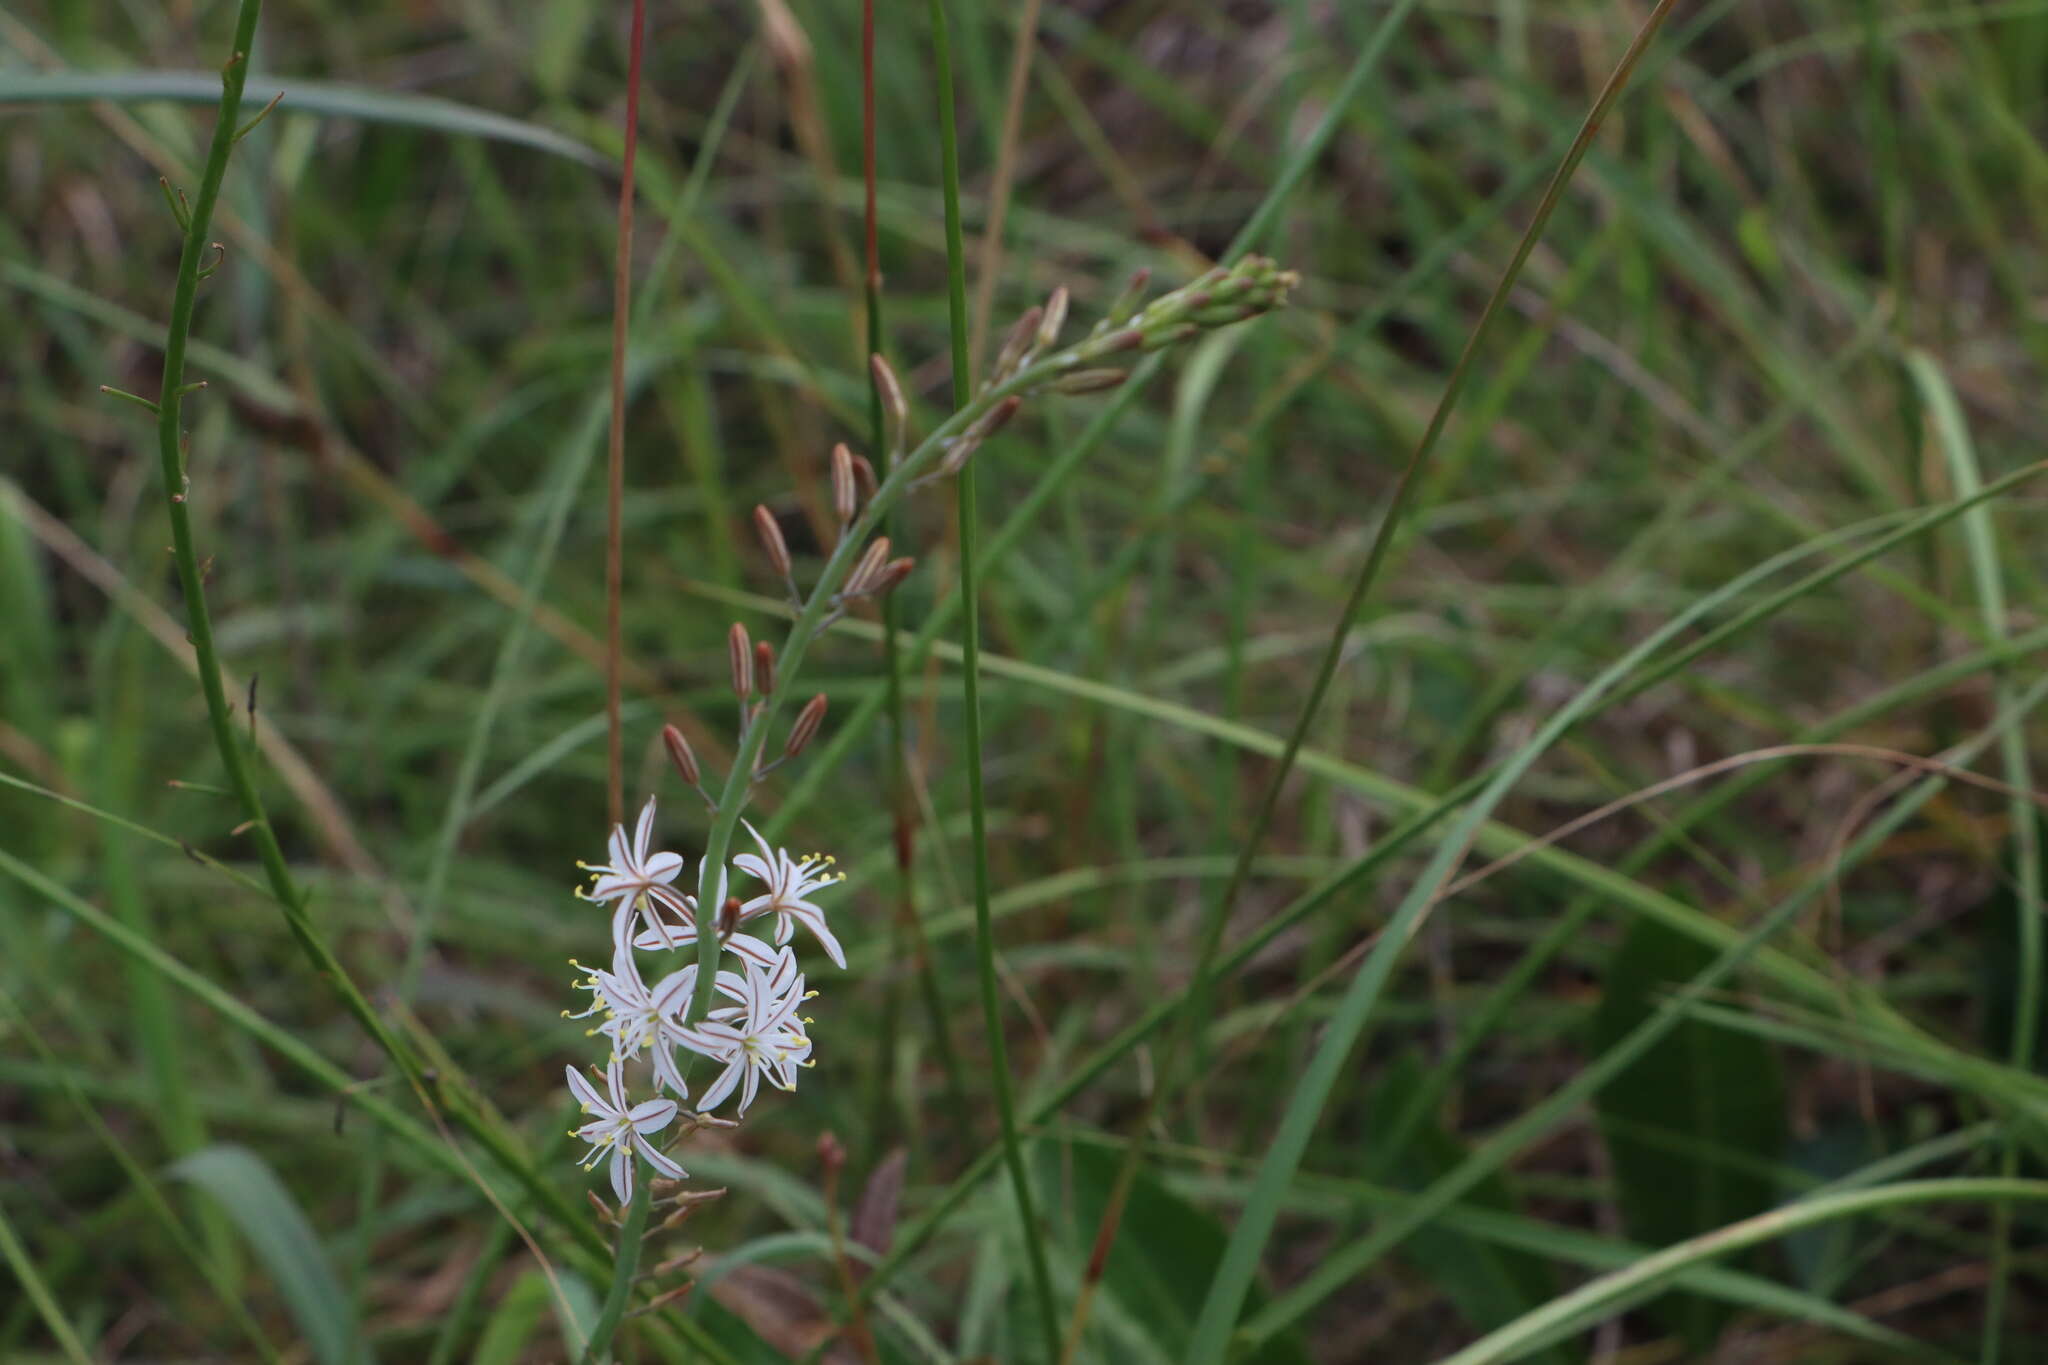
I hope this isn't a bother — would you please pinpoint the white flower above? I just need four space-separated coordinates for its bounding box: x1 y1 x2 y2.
631 909 784 975
580 795 691 939
565 1057 686 1204
733 822 846 969
674 947 814 1116
567 906 759 1099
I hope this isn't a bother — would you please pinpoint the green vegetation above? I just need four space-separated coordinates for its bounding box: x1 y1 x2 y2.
5 0 2048 1359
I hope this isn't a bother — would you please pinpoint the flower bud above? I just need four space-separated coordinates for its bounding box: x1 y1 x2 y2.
939 396 1022 476
1036 286 1069 352
871 556 916 595
818 1131 846 1170
1052 368 1128 394
752 504 791 579
662 723 700 787
845 535 892 595
719 897 743 936
992 305 1043 383
753 640 776 696
852 453 879 502
727 622 753 698
831 442 858 525
1103 267 1151 328
786 693 829 758
1141 322 1202 352
870 354 907 453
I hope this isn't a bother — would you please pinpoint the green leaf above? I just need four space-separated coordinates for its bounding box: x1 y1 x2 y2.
1362 1054 1567 1361
472 1271 551 1365
1041 1141 1311 1364
0 71 604 168
170 1145 373 1365
1591 917 1788 1348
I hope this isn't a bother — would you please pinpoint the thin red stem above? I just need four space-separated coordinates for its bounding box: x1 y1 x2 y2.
606 0 647 826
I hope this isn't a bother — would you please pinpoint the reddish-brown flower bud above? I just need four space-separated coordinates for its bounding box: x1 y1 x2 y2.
661 723 700 787
753 640 776 696
727 622 753 698
785 693 829 758
753 503 791 579
831 442 858 525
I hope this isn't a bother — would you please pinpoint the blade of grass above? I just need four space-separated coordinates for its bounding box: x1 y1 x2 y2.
0 1191 93 1365
171 1145 373 1365
0 69 606 167
1436 1180 2048 1365
1908 348 2043 1365
930 0 1062 1348
1242 667 2048 1347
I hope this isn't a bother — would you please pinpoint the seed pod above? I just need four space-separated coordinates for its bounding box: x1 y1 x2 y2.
831 443 858 525
992 305 1043 382
1036 285 1069 352
845 535 891 595
661 723 700 787
753 640 776 695
1051 368 1128 395
752 504 791 579
785 693 829 757
727 622 753 698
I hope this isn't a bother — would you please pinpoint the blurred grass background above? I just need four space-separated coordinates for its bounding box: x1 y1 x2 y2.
6 0 2048 1360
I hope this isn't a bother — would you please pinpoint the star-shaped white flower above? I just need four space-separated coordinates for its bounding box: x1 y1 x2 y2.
674 947 814 1116
566 906 759 1098
733 822 846 969
580 795 691 939
565 1057 686 1204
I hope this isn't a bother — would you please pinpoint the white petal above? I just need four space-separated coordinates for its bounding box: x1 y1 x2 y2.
604 1056 630 1109
565 1065 608 1115
696 1058 742 1112
607 823 632 875
633 795 659 864
609 1146 633 1204
643 850 685 884
736 1063 761 1116
732 852 774 884
721 932 778 969
635 1132 686 1180
792 908 847 970
628 1097 677 1132
649 967 698 1017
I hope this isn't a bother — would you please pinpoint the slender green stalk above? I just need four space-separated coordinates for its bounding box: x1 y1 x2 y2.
578 1176 652 1365
603 0 647 828
933 0 1062 1351
865 0 972 1150
1437 1180 2048 1365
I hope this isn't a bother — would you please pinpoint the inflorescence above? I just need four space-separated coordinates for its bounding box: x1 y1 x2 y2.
561 255 1297 1210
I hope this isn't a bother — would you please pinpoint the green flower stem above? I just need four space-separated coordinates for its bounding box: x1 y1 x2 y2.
579 1174 652 1365
152 0 438 1107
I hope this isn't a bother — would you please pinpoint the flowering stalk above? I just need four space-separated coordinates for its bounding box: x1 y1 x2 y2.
681 257 1298 1019
563 256 1297 1236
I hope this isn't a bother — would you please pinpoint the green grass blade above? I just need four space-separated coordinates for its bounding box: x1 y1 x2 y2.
930 0 1062 1349
0 1190 94 1365
1435 1180 2048 1365
0 70 605 167
172 1145 375 1365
